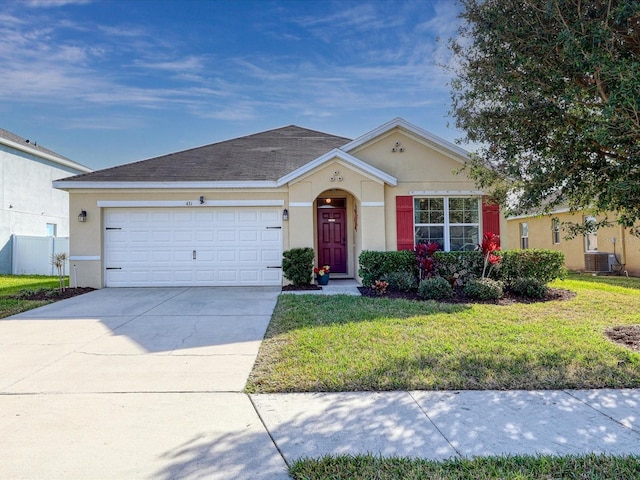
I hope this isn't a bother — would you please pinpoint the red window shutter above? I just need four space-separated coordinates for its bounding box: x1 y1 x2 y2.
482 198 501 245
396 196 414 251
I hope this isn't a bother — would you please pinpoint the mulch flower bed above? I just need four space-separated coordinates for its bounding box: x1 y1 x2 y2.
358 286 576 305
605 326 640 353
281 284 322 291
14 287 95 301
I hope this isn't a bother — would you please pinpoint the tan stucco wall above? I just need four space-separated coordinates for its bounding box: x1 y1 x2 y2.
506 212 640 276
350 128 508 250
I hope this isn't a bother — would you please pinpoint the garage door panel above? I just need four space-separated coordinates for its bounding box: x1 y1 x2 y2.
238 211 258 223
261 210 280 223
218 270 238 282
261 249 281 262
240 270 259 282
105 207 282 286
149 211 171 222
150 230 172 242
239 231 258 242
217 211 236 224
173 231 194 243
216 230 237 242
195 230 214 241
239 250 258 262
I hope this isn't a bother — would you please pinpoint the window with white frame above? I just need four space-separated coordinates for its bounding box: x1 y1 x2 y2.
46 223 57 237
520 222 529 249
552 218 560 244
584 216 598 251
414 197 479 251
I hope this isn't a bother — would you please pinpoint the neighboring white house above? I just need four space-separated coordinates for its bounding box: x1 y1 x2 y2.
0 128 91 274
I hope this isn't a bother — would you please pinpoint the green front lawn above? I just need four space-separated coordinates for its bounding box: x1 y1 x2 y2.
246 274 640 393
289 453 640 479
0 275 67 319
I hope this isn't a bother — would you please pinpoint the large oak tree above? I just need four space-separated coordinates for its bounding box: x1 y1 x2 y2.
450 0 640 232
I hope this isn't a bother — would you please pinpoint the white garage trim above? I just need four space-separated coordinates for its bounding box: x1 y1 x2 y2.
69 256 101 261
98 200 285 207
103 206 283 287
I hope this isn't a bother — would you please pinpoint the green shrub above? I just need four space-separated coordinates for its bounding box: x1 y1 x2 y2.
282 247 314 287
418 276 454 300
464 278 504 300
509 277 549 299
358 250 415 287
381 270 417 292
434 251 484 286
498 249 566 284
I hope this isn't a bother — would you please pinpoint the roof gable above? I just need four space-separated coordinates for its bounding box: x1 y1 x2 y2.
342 117 469 164
277 148 397 186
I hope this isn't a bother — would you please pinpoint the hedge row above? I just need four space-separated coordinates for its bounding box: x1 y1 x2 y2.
358 249 565 287
358 250 416 287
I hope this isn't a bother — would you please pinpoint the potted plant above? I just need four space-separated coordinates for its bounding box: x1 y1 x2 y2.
314 265 331 285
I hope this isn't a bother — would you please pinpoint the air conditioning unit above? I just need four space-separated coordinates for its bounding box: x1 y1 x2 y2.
584 252 611 273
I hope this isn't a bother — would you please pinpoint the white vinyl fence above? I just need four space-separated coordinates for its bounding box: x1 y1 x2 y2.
11 235 69 276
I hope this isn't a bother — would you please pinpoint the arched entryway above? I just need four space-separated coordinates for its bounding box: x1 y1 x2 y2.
315 191 359 277
316 196 347 273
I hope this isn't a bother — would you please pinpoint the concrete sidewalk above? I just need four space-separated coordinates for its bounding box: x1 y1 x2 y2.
252 389 640 464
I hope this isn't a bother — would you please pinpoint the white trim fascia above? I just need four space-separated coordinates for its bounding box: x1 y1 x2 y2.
54 180 279 189
361 202 385 207
288 202 313 207
277 148 397 186
69 255 100 261
410 190 485 196
507 207 573 221
341 117 470 164
98 200 285 208
0 137 92 173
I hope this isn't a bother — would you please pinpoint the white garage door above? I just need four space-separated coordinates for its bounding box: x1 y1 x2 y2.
104 207 282 287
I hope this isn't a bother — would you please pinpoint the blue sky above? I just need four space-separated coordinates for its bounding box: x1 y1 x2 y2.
1 0 464 170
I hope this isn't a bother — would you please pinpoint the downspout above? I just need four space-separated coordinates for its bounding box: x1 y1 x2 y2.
620 223 628 275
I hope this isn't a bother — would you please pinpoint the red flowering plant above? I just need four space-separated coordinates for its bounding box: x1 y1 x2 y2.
480 232 501 279
415 242 440 280
314 265 330 277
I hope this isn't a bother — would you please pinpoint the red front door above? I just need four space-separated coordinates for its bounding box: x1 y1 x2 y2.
317 208 347 273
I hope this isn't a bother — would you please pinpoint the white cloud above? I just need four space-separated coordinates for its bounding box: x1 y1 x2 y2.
24 0 92 7
133 55 206 73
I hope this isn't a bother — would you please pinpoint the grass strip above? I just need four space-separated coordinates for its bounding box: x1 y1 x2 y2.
289 453 640 479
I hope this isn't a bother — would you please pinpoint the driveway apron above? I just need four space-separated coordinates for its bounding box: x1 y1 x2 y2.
0 287 289 479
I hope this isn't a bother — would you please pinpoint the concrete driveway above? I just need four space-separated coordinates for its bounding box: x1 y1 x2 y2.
0 287 290 479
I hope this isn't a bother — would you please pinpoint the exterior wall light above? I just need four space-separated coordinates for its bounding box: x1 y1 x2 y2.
283 208 289 221
78 210 87 222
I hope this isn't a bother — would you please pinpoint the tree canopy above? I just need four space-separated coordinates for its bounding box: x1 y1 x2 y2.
450 0 640 231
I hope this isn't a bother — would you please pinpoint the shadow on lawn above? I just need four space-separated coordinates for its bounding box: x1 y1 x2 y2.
265 295 472 338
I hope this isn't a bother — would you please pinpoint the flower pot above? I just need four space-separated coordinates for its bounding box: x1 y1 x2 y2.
317 273 330 285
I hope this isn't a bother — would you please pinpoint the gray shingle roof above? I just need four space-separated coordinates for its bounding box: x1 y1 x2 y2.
0 127 74 162
62 125 351 183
